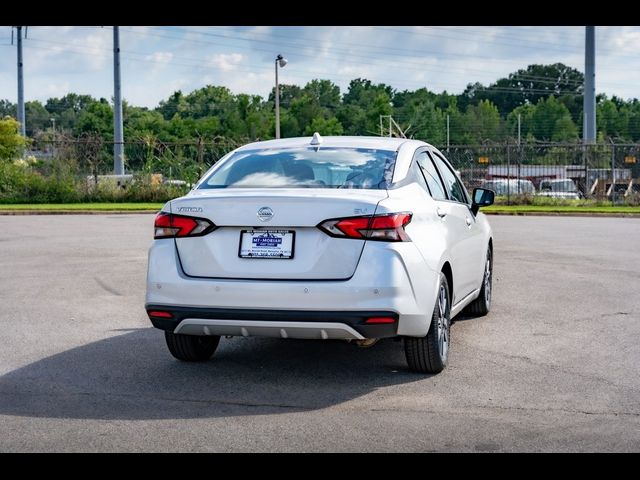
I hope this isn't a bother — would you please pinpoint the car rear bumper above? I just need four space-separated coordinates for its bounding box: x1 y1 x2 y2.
146 305 399 339
146 239 439 337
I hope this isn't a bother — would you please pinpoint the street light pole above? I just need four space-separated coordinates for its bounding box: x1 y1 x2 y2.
113 26 124 175
274 54 287 139
16 26 26 137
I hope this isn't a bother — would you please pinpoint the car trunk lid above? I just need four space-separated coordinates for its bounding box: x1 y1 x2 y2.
171 188 387 280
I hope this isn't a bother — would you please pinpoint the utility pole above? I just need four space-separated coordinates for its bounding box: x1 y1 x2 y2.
446 114 450 149
274 54 287 139
583 26 596 144
275 59 281 139
517 113 521 146
113 26 124 175
16 26 26 137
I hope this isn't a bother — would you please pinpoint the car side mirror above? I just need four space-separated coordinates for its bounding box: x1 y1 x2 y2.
471 188 494 215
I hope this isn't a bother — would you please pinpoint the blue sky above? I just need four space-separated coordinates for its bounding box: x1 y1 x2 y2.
1 26 639 109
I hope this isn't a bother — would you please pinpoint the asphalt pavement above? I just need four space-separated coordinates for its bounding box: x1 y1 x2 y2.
0 214 639 452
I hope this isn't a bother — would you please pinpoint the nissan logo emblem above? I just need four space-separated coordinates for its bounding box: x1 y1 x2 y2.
257 206 274 221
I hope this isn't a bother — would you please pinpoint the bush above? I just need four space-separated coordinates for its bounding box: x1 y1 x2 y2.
0 162 80 203
0 162 189 204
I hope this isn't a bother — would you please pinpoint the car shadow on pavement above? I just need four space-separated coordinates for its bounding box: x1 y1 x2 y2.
0 328 425 420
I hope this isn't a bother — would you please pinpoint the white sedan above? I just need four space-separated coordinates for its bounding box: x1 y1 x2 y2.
146 134 495 373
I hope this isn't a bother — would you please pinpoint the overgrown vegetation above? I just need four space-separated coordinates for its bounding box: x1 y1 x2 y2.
2 63 640 150
1 62 640 204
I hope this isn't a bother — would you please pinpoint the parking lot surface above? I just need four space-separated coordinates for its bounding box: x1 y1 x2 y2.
0 214 639 452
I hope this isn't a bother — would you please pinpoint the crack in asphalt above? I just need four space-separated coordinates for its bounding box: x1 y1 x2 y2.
370 404 640 418
457 340 640 394
2 389 639 419
94 277 124 297
0 389 313 411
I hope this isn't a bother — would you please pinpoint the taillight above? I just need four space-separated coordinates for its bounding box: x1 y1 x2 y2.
318 212 412 242
365 317 396 324
147 310 173 319
154 212 216 239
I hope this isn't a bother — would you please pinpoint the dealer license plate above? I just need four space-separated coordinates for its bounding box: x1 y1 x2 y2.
239 230 295 259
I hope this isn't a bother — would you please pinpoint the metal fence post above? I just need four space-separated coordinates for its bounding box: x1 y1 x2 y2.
583 143 588 199
611 141 616 204
506 143 511 205
517 145 521 195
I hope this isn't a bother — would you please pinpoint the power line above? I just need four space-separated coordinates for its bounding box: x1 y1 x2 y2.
33 27 634 91
22 39 585 100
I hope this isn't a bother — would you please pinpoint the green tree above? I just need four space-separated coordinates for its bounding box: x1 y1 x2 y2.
303 79 341 111
0 117 28 161
0 100 16 118
551 114 579 142
462 100 502 143
269 84 303 108
597 96 628 140
506 103 536 140
45 93 97 133
25 101 52 137
303 116 344 136
403 100 446 144
75 101 113 139
157 91 188 120
338 79 393 135
529 96 577 141
459 63 584 117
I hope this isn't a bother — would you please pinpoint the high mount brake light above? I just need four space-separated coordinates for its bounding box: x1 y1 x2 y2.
154 212 216 239
318 212 412 242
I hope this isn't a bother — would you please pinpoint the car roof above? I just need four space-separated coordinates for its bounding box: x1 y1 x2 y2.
235 135 429 152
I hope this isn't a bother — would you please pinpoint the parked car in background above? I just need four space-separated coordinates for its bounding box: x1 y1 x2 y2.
145 134 495 374
481 179 535 196
538 179 581 200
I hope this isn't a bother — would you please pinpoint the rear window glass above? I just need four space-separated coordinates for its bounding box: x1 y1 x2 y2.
198 147 397 189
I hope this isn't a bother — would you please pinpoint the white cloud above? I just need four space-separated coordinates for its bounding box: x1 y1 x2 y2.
145 51 173 64
209 53 244 72
2 26 640 109
77 33 111 70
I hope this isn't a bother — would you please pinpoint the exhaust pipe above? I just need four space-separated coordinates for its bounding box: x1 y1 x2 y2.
353 338 379 348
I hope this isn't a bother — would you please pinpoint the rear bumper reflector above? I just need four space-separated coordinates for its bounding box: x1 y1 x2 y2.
365 317 396 324
145 305 399 339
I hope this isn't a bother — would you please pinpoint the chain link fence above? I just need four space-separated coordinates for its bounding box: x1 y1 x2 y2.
29 135 246 186
25 137 640 205
438 143 640 204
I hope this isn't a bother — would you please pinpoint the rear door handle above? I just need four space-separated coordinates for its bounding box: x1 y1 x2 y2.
436 207 447 218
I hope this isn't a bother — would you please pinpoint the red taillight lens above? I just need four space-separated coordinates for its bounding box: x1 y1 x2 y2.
154 212 215 239
318 212 412 242
147 310 173 319
365 317 396 324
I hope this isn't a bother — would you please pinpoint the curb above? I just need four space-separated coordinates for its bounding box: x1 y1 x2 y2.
485 211 640 218
0 210 158 215
1 209 638 218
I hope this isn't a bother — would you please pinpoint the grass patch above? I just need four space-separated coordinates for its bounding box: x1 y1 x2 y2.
0 203 163 211
484 205 640 214
2 203 640 216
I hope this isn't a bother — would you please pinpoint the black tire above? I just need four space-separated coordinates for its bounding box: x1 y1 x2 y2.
464 246 493 317
404 272 451 374
164 331 220 362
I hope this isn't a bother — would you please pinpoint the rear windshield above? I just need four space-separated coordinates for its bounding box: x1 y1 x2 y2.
198 147 397 189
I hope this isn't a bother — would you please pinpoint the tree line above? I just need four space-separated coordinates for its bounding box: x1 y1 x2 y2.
2 62 640 146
